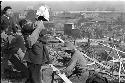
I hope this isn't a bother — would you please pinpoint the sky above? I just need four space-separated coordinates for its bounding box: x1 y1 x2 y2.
1 0 125 11
1 0 125 1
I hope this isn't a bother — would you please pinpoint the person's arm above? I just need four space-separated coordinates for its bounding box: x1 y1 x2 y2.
16 48 25 60
1 15 8 31
28 21 45 47
65 52 78 72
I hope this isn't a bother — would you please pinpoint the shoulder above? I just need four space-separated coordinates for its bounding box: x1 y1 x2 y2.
74 50 86 59
1 15 9 23
75 50 82 55
72 50 82 58
1 15 5 18
1 15 7 20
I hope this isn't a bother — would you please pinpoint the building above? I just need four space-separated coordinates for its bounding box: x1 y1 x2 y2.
64 23 74 36
82 12 99 18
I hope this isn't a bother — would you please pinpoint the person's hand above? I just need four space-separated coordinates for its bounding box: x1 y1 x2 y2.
60 68 71 76
17 48 25 60
60 68 68 74
60 68 65 74
34 21 45 30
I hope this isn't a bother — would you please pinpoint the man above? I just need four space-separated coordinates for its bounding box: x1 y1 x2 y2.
23 21 50 83
22 5 50 83
38 41 89 83
62 41 89 82
1 6 17 35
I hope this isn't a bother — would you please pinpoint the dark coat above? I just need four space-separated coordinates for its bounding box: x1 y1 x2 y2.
3 34 26 58
24 36 50 65
9 35 26 53
1 34 28 77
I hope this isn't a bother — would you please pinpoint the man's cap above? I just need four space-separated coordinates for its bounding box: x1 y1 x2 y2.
36 5 49 21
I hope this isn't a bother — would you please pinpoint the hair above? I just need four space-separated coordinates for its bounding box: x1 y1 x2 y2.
19 19 27 28
19 19 34 35
37 16 48 21
3 6 12 14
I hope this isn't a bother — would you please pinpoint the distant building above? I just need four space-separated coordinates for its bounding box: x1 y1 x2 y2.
82 12 99 18
91 17 109 23
64 23 74 36
98 12 120 20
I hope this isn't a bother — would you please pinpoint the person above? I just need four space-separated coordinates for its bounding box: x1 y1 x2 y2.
1 27 29 80
22 21 50 83
1 6 17 35
1 6 29 79
62 42 109 83
22 5 50 83
38 41 89 83
62 41 89 82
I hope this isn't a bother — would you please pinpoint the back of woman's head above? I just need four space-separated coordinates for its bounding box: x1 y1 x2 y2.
19 19 34 35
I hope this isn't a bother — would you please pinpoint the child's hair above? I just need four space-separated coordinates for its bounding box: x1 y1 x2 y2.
2 6 12 14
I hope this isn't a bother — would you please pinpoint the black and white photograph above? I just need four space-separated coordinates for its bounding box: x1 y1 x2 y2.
1 0 125 83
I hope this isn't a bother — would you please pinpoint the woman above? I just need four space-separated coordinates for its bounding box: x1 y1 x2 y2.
1 6 17 34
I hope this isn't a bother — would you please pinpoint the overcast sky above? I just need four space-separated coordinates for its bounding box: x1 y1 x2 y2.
1 0 125 11
2 0 125 1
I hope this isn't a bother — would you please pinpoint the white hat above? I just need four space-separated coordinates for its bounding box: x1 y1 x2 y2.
36 5 49 21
